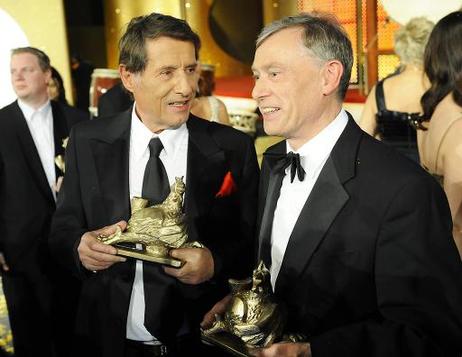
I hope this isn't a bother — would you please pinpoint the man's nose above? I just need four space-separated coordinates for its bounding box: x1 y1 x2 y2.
251 79 269 101
175 72 193 96
11 72 24 81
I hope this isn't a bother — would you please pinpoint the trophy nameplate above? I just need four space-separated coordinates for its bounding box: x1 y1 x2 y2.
202 330 251 357
98 177 201 267
113 244 184 268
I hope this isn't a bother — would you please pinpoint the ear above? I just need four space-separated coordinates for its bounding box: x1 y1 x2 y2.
119 64 136 94
44 68 52 84
321 60 343 97
193 62 201 96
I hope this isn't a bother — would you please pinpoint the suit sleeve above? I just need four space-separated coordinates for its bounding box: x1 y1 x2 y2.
310 176 462 357
49 126 89 279
207 135 259 281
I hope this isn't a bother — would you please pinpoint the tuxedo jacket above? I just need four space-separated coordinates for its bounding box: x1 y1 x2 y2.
0 100 87 271
258 116 462 356
49 111 259 356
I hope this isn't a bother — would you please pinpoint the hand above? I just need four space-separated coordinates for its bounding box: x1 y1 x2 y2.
77 221 127 272
163 247 214 284
200 294 232 329
251 342 311 357
0 252 9 272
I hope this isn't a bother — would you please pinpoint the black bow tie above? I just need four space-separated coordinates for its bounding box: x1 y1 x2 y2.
264 150 306 183
283 152 306 183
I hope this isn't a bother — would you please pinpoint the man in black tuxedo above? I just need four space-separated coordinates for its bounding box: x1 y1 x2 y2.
204 13 462 357
49 13 258 357
97 82 133 118
0 47 87 356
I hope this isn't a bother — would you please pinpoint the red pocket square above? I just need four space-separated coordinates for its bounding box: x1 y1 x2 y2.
215 171 237 198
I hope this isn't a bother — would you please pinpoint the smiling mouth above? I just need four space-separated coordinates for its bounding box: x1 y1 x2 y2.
168 100 190 107
261 107 280 114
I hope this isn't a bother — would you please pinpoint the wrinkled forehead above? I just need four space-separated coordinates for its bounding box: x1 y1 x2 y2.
145 37 196 58
252 29 319 70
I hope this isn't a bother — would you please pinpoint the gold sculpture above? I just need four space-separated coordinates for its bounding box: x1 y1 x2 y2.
201 261 287 356
98 177 202 267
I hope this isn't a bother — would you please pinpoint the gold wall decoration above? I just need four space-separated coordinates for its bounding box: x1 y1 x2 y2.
0 0 72 104
185 0 251 77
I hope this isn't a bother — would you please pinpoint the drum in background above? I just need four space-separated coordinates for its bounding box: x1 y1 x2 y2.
89 68 120 117
228 109 258 136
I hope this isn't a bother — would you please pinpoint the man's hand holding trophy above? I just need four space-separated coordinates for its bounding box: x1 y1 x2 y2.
97 176 202 268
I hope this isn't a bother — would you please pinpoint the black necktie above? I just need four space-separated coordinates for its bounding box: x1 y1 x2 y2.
141 137 175 338
142 137 170 205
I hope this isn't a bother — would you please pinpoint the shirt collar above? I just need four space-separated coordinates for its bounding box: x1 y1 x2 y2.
18 99 51 123
130 103 188 161
286 109 348 178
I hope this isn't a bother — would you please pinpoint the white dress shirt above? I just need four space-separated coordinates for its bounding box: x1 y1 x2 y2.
126 105 189 342
270 109 348 289
18 99 56 199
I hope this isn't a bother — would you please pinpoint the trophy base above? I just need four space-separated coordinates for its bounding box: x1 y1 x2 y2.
201 331 254 357
115 246 184 268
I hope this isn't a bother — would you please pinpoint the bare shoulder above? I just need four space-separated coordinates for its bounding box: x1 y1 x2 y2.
430 95 462 132
216 98 230 125
385 75 427 111
440 115 462 154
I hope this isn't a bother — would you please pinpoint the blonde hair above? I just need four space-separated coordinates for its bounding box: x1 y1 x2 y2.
394 17 434 66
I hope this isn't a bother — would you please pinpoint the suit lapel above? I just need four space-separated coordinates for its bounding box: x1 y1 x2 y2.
274 115 362 292
13 102 55 204
184 116 227 239
89 112 131 223
275 157 349 292
257 141 286 267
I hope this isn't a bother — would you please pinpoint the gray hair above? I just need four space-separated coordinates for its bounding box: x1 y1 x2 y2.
119 12 201 74
256 12 353 100
11 47 51 72
394 17 434 66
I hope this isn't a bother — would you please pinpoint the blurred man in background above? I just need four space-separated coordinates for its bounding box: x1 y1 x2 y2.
0 47 86 356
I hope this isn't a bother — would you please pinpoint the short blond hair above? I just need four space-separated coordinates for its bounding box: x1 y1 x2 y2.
12 47 51 72
394 17 434 66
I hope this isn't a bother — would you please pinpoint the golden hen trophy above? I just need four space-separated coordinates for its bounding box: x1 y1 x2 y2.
201 261 287 356
98 177 201 268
